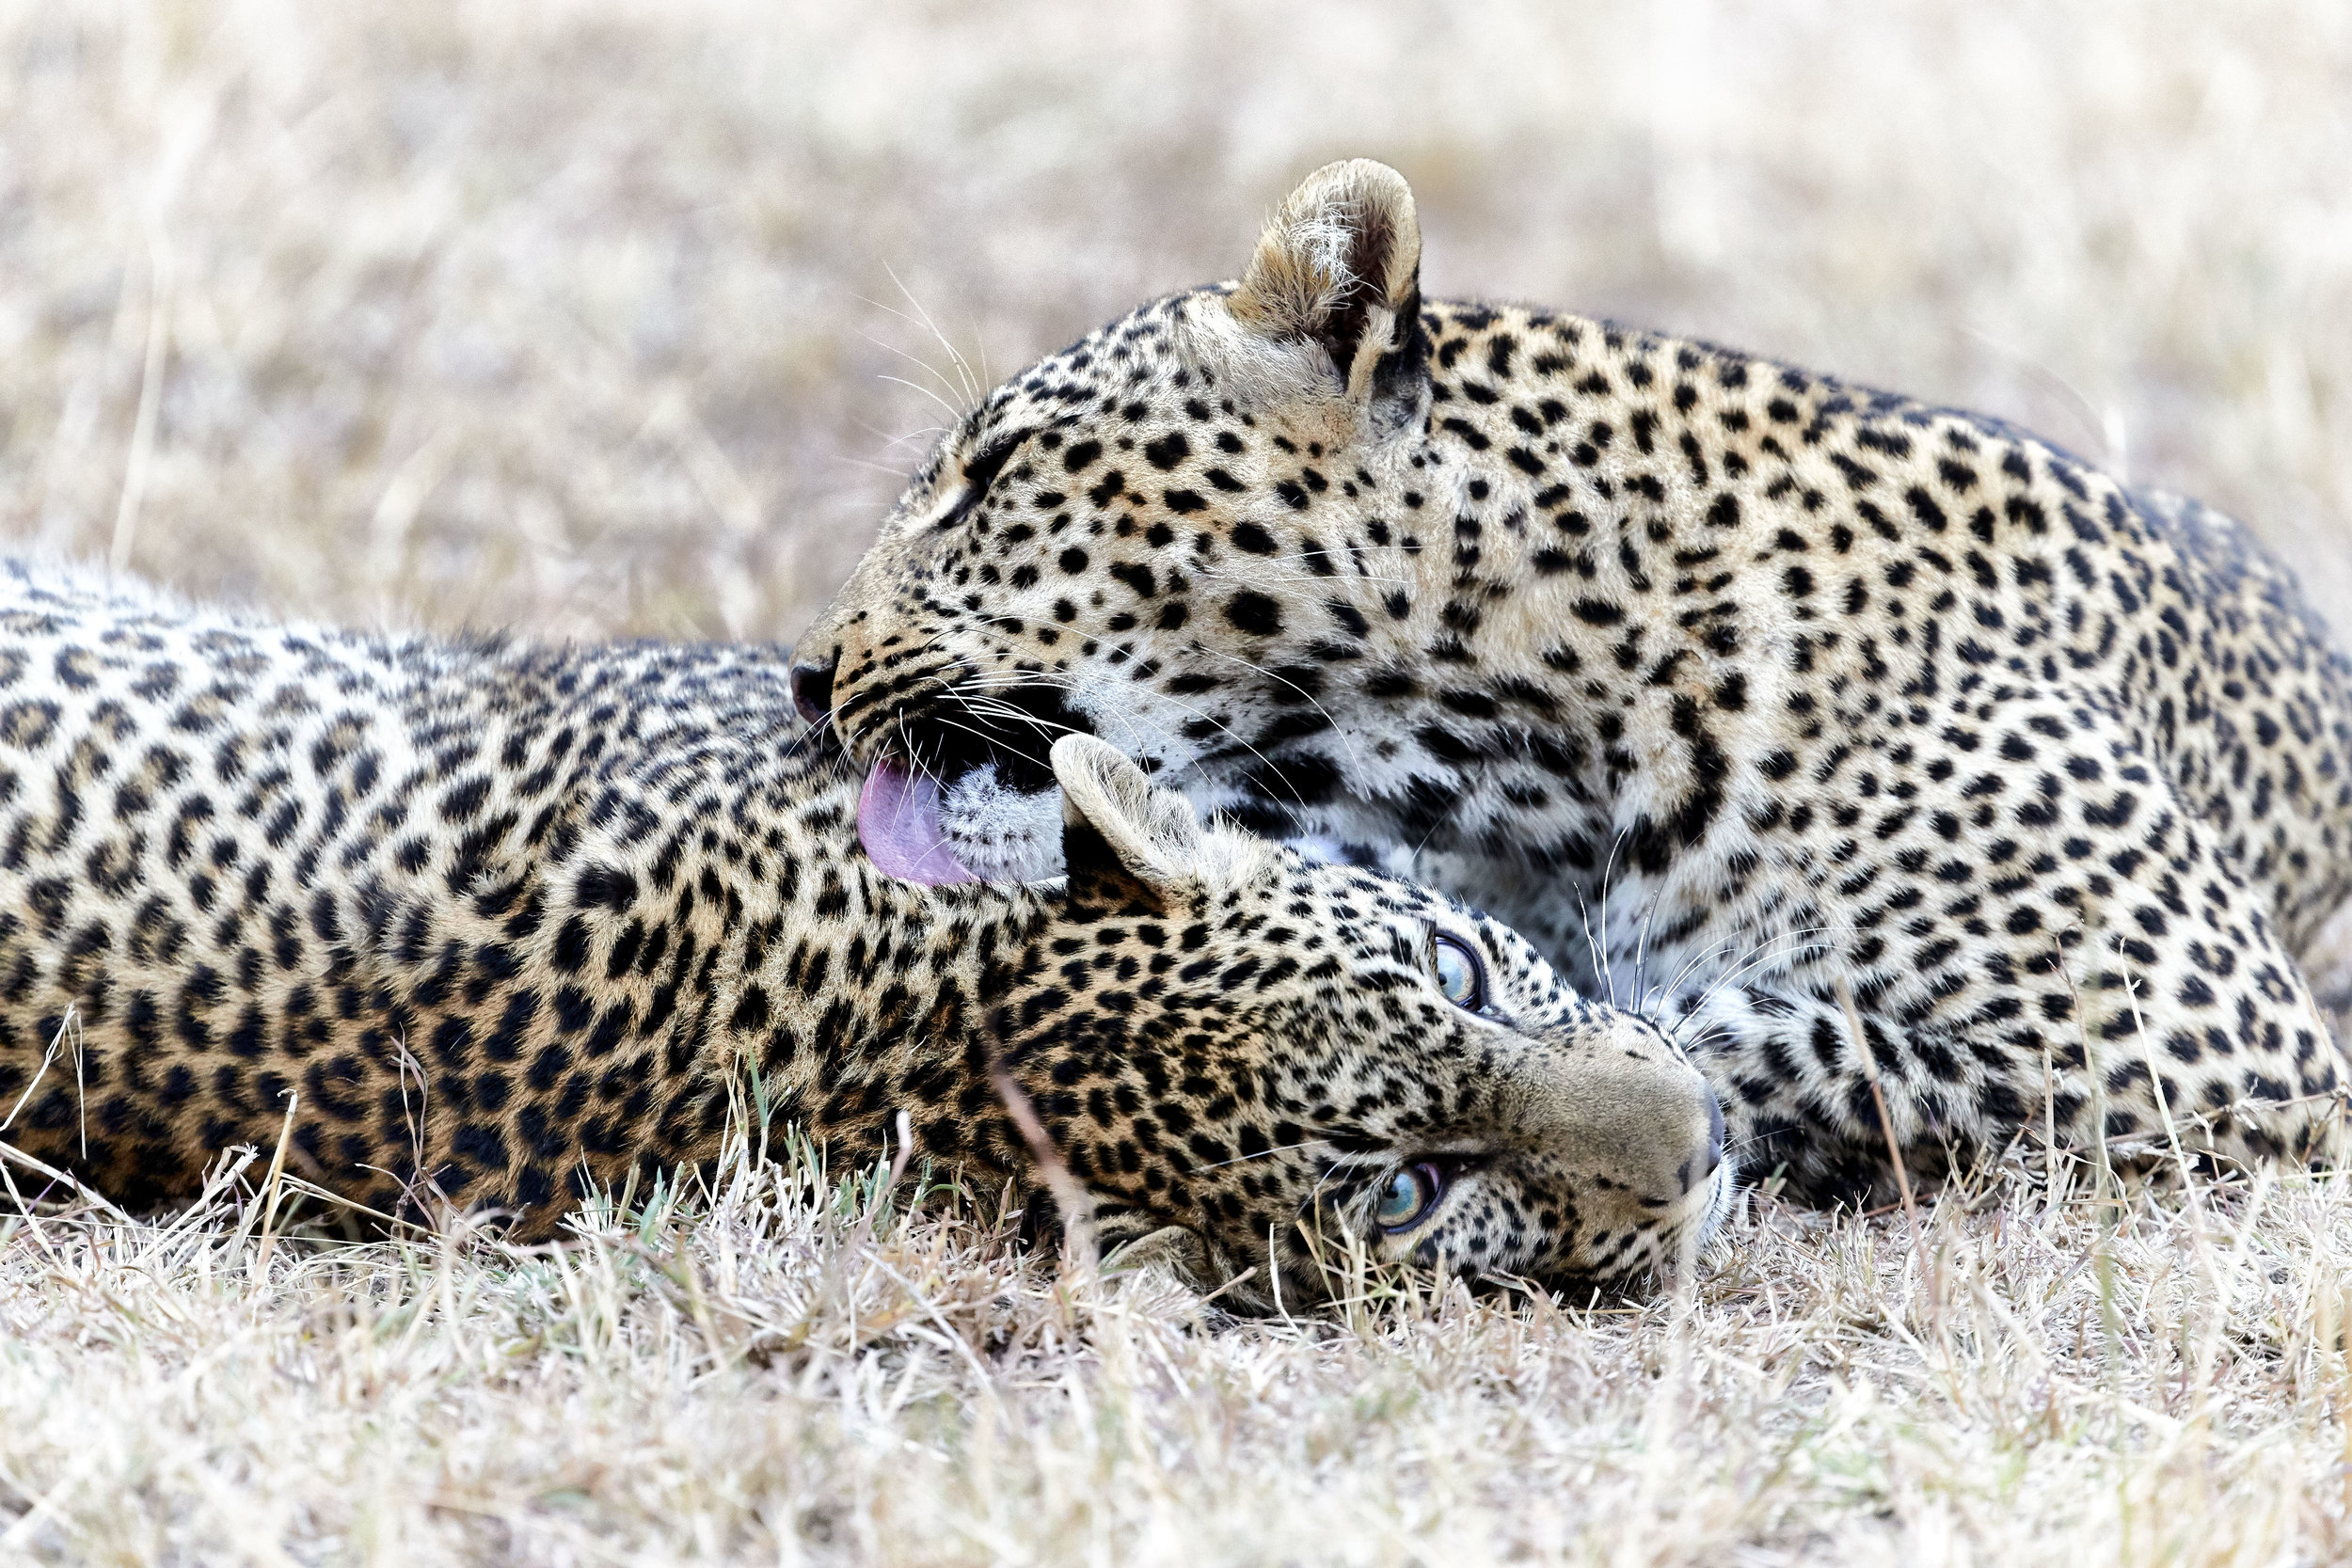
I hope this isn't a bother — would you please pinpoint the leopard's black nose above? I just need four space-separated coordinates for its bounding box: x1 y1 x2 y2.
789 651 836 727
1677 1086 1727 1195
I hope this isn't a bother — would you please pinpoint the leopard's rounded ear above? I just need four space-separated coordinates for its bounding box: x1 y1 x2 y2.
1229 159 1425 419
1052 735 1205 911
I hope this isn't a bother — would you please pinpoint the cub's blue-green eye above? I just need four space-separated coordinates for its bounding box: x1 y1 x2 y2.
1432 932 1485 1011
1374 1163 1444 1231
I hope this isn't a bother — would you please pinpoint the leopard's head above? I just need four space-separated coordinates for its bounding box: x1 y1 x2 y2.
993 736 1727 1307
800 159 1443 882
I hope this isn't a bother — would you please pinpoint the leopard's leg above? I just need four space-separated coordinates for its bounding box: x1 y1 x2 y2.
1644 689 2349 1197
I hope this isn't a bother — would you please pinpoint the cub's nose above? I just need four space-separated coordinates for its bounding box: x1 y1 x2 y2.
1678 1086 1726 1196
789 651 836 727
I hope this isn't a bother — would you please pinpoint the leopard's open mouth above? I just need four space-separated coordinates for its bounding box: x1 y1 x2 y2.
849 680 1094 887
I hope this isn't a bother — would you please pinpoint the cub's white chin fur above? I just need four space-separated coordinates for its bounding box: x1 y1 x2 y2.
938 763 1067 883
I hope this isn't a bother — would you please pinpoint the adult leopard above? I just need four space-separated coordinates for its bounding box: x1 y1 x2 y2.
0 559 1726 1306
800 159 2352 1199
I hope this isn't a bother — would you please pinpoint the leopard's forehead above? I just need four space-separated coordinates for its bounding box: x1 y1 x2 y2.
912 288 1232 483
1041 843 1579 1028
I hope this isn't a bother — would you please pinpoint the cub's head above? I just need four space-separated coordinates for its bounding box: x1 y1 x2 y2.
994 736 1727 1308
800 159 1443 880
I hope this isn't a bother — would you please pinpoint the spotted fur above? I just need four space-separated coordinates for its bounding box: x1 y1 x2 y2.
0 559 1724 1304
805 159 2352 1198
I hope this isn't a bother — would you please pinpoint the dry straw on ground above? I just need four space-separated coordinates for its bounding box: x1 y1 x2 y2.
12 1138 2352 1564
5 1 2352 1561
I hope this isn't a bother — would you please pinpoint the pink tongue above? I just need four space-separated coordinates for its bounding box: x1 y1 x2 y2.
857 760 977 886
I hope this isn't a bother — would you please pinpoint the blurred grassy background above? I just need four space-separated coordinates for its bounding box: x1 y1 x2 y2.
4 0 2348 649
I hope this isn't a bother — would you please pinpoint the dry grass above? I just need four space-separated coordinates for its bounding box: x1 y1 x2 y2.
7 0 2352 1560
13 1145 2352 1564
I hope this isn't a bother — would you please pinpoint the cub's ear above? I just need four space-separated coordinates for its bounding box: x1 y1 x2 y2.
1229 158 1426 421
1053 735 1208 912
